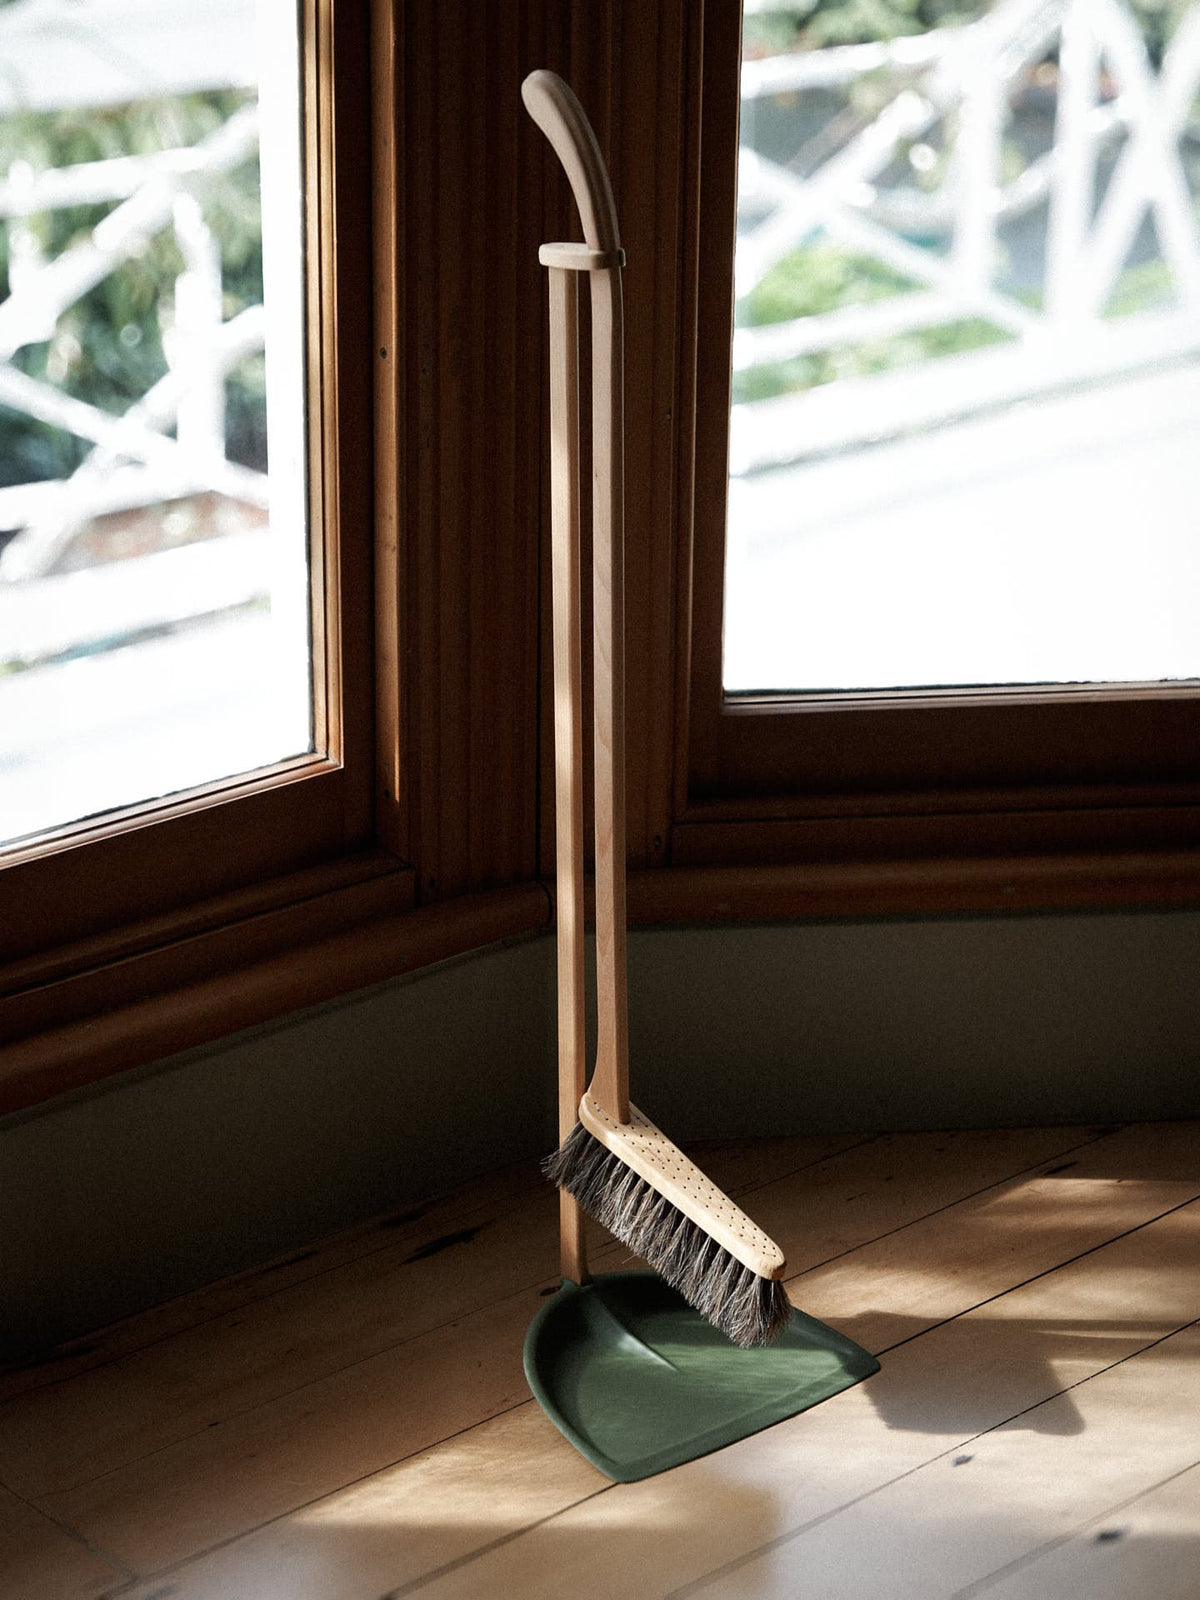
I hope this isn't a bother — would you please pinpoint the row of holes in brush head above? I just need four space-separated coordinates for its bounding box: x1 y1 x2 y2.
584 1098 780 1255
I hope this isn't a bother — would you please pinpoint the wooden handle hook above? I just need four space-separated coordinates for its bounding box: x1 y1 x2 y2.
521 71 621 255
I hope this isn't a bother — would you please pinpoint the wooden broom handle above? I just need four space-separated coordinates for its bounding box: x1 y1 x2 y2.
525 71 630 1128
521 71 621 255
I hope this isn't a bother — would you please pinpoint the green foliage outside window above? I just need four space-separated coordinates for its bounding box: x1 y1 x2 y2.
732 243 1009 405
736 1 1197 407
745 0 1190 61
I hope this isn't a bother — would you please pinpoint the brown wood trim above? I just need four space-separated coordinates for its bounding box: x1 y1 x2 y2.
303 0 377 795
671 804 1200 869
305 0 335 758
626 853 1200 924
0 0 377 960
391 0 546 903
318 0 376 815
677 0 1200 847
675 779 1200 827
0 849 407 1000
0 883 550 1118
685 0 741 795
0 753 326 873
705 690 1200 799
371 0 407 862
0 762 368 966
0 855 413 1039
612 1 690 871
670 0 707 829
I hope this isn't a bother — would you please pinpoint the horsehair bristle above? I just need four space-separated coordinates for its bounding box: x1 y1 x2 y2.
544 1121 792 1349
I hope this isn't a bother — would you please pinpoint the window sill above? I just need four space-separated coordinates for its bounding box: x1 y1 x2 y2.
7 842 1197 1119
628 851 1200 924
0 876 549 1118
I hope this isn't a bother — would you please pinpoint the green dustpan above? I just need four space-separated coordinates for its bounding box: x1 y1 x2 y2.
523 71 879 1484
524 1271 879 1482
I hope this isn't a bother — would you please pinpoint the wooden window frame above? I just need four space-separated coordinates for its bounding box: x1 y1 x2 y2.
663 0 1200 898
0 0 551 1116
1 0 384 951
5 0 1198 1120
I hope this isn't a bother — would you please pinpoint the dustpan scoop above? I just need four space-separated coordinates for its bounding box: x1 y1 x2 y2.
520 67 878 1482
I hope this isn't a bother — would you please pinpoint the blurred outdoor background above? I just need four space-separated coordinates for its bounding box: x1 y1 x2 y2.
725 0 1200 692
0 0 308 849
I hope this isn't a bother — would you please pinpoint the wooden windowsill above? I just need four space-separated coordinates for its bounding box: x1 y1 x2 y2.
0 879 550 1119
6 843 1199 1119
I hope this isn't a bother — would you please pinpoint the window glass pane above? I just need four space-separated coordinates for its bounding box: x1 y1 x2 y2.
0 0 309 849
725 0 1200 694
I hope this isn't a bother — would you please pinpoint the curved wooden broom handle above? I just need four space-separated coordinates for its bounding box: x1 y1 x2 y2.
525 70 630 1151
521 70 622 256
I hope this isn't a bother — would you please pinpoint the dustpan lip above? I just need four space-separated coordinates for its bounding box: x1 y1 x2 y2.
523 1270 880 1483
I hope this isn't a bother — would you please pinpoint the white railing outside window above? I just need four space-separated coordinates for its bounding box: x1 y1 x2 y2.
732 0 1200 475
725 0 1200 694
0 0 308 847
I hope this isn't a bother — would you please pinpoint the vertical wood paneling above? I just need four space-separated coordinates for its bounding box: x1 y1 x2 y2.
324 0 376 835
433 0 469 898
467 0 489 896
686 0 741 798
382 0 703 898
385 0 550 902
624 3 691 876
613 3 656 871
371 0 406 859
406 1 439 891
672 3 708 824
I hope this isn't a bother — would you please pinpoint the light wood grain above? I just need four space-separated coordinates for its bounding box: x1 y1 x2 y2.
521 72 622 256
388 1198 1200 1600
549 260 587 1282
24 1122 1194 1588
114 1405 606 1600
585 255 631 1126
526 69 630 1127
791 1118 1200 1351
0 1126 1098 1505
681 1323 1200 1599
0 1133 858 1493
539 243 625 271
588 1122 1111 1275
671 1130 875 1202
963 1458 1200 1600
0 1483 125 1600
528 68 796 1288
13 1132 870 1532
38 1285 543 1573
0 1198 558 1501
0 1152 546 1405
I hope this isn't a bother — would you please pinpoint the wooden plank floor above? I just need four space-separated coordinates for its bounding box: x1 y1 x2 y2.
3 1121 1199 1598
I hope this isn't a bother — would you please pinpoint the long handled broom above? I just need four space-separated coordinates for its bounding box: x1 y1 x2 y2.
523 69 791 1350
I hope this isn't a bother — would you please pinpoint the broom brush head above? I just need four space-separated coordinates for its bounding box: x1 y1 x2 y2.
545 1095 792 1349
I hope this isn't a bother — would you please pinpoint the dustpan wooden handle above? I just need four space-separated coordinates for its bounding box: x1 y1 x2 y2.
586 265 629 1127
547 266 588 1282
